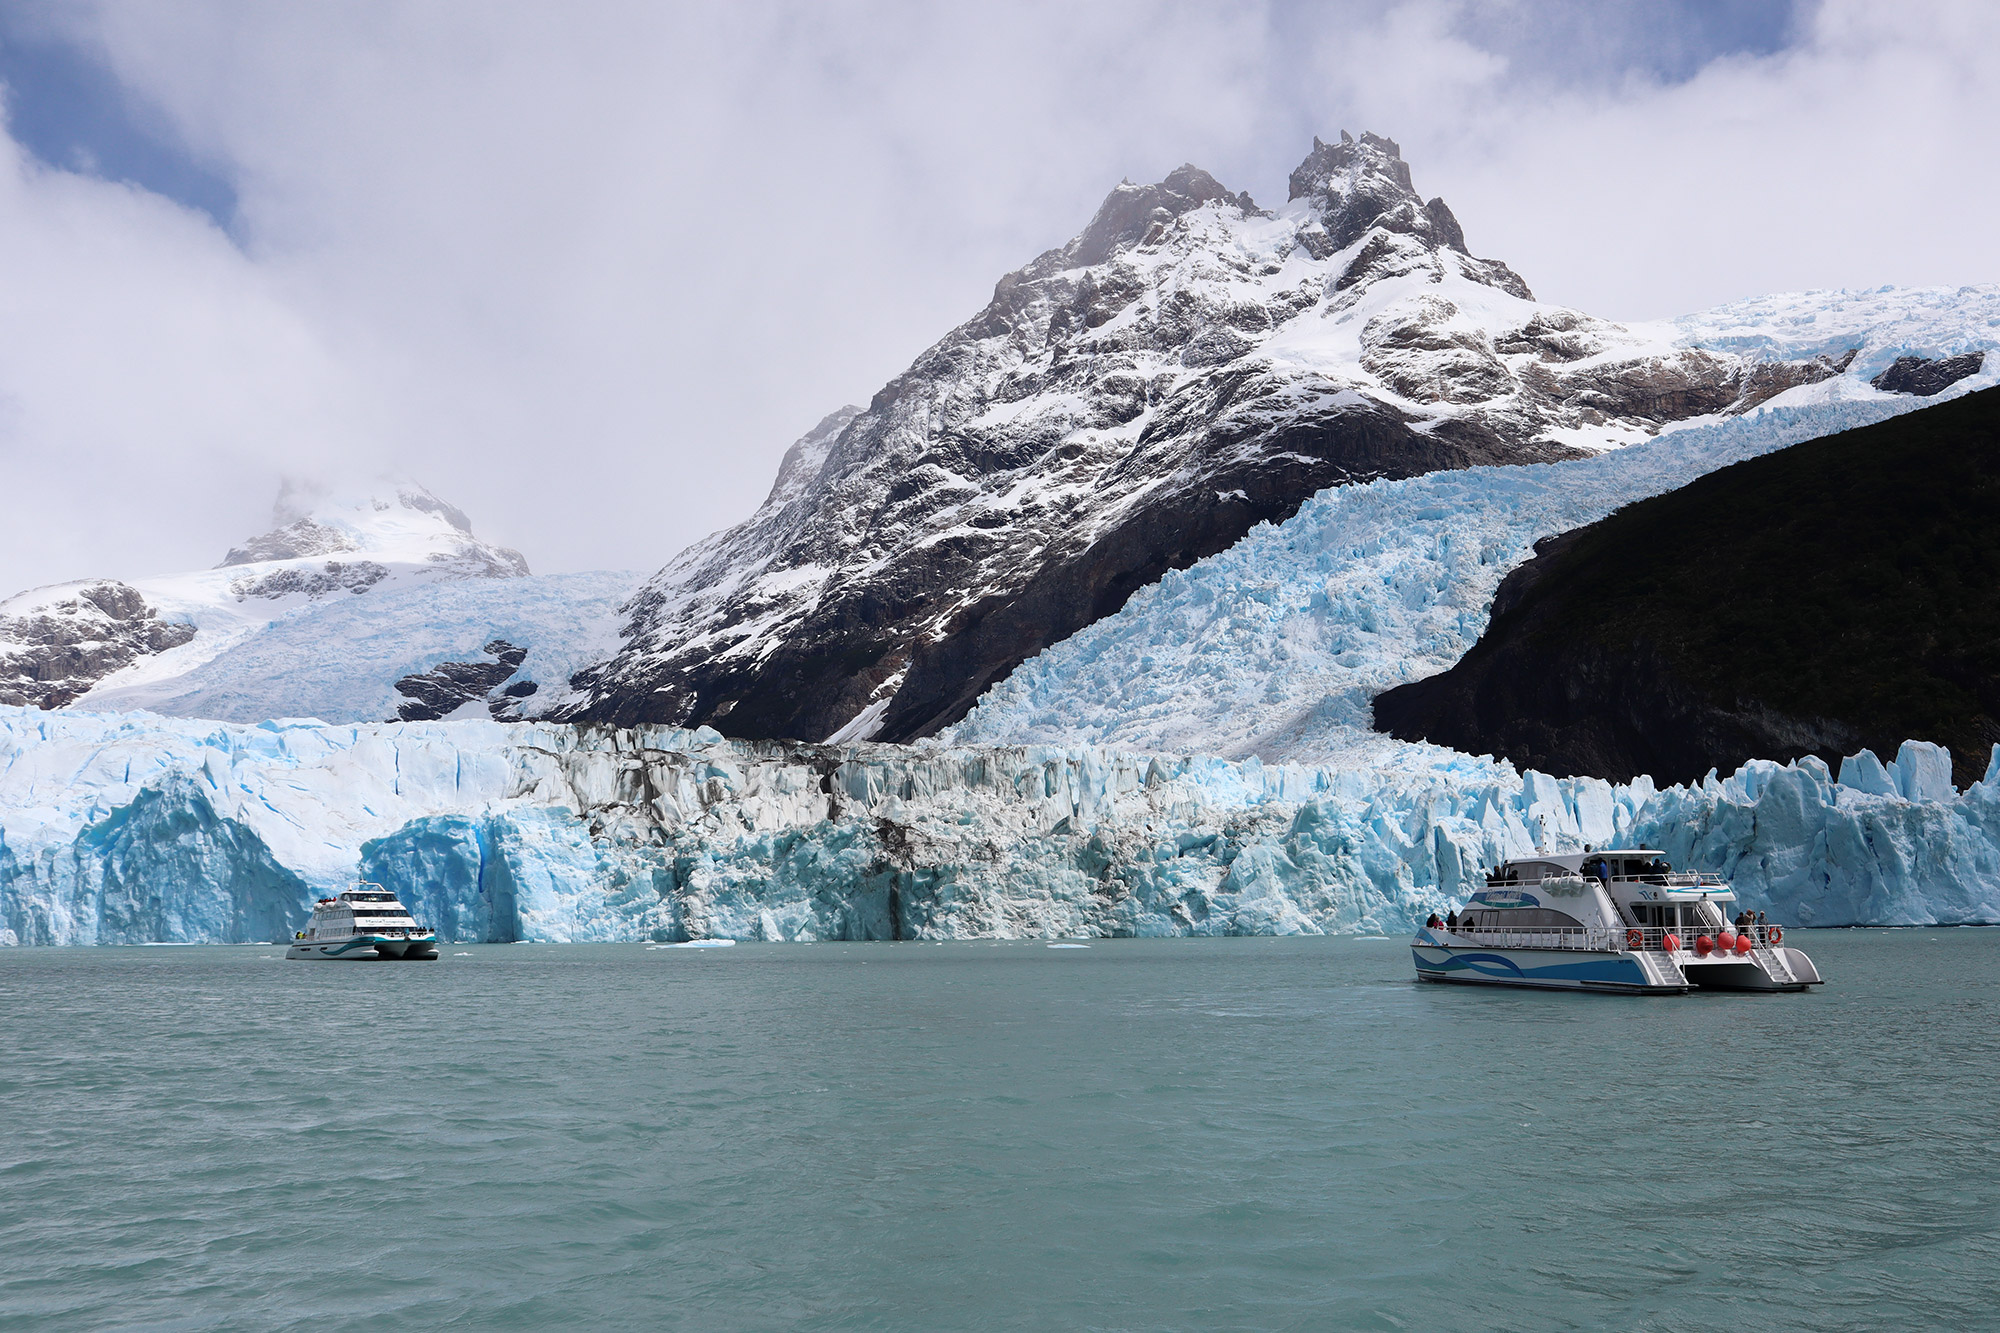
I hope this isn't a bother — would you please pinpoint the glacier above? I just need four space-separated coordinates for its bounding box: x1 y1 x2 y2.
946 390 1994 766
4 705 1997 948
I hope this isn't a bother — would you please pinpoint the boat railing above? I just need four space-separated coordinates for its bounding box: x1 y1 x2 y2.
1443 924 1629 952
1484 870 1724 890
1436 923 1791 953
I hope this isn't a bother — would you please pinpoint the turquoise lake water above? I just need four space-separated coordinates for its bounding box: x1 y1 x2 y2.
3 930 1995 1331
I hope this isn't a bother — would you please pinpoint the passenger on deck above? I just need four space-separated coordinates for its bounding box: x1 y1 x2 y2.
1446 909 1459 931
1425 913 1443 929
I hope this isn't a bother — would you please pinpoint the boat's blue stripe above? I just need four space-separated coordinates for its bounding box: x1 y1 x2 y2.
1411 947 1650 986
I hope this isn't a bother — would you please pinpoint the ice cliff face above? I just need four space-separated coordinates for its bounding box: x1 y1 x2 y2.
568 132 1850 747
4 706 1996 947
0 479 641 725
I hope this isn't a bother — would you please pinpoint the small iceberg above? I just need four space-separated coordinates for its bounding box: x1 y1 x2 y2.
1047 942 1091 949
649 939 738 950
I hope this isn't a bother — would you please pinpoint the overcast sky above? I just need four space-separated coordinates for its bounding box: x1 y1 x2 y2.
0 0 1994 594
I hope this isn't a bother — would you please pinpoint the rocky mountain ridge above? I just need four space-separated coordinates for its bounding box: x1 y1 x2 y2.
567 132 1858 745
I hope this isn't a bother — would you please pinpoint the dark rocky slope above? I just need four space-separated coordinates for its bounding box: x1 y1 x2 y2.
1373 385 2000 787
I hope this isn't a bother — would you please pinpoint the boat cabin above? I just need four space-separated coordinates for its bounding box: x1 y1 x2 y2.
301 884 420 940
1471 848 1737 933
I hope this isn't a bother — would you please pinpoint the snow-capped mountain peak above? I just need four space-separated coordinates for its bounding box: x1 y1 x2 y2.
219 478 528 579
566 131 1876 746
1058 164 1259 271
1286 130 1531 302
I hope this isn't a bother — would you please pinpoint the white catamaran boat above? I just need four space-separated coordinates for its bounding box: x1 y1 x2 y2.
287 884 439 960
1412 849 1823 994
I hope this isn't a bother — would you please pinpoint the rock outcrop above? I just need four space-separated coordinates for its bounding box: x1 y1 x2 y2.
1871 351 1986 396
393 638 532 721
0 582 197 708
228 560 390 600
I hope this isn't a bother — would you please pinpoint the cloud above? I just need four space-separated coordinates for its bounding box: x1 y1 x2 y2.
0 0 1992 595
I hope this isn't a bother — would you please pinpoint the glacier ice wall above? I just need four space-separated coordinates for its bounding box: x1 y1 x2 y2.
4 707 1997 945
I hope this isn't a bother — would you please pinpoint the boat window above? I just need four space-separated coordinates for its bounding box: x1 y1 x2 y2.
1464 908 1584 930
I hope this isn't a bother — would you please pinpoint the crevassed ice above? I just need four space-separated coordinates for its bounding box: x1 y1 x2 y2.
945 395 1960 765
3 706 1996 946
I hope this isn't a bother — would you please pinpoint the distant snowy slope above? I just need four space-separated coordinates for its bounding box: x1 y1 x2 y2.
1675 283 2000 373
947 388 1979 765
1 477 642 724
84 570 642 724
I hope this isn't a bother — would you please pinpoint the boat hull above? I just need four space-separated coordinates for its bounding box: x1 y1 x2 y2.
1679 951 1816 992
285 934 439 960
1411 942 1687 994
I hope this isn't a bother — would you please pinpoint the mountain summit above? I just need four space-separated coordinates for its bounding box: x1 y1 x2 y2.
1286 130 1529 300
567 133 1851 744
219 480 528 581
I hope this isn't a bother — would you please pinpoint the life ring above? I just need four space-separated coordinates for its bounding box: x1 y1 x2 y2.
1768 925 1783 945
1626 928 1643 949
